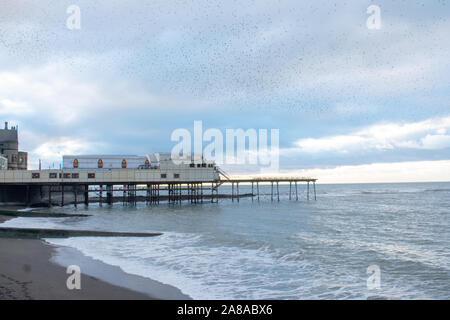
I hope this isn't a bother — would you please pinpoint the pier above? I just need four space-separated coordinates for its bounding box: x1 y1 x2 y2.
0 126 318 207
224 178 317 202
0 169 317 206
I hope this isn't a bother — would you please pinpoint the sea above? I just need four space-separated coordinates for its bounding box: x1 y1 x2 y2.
2 182 450 299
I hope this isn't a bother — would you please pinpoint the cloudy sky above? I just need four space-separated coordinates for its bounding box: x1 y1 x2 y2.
1 0 450 182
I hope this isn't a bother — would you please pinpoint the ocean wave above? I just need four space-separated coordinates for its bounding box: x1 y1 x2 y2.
46 232 319 299
424 188 450 193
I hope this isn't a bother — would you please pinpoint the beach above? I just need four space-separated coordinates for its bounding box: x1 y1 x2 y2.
0 214 190 300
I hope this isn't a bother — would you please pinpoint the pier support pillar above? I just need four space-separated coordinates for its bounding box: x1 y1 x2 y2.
231 182 234 202
157 184 160 204
106 185 113 205
26 185 30 206
257 182 260 201
61 185 64 207
73 185 77 207
307 181 310 201
295 181 298 201
277 182 279 202
289 182 292 200
201 183 203 203
48 185 52 207
313 181 317 201
271 182 273 201
251 182 254 202
84 185 89 206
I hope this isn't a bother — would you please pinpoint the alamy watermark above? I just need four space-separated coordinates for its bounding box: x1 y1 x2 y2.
366 264 381 290
66 265 81 290
171 121 280 172
64 5 380 31
366 5 381 30
66 5 81 30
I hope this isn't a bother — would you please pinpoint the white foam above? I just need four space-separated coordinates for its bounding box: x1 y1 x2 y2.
46 232 315 299
1 217 66 229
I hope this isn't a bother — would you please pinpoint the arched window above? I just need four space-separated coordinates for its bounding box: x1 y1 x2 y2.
122 159 127 168
145 159 150 166
73 159 79 168
98 159 103 168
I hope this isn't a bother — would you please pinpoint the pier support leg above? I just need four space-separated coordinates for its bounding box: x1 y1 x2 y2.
99 185 103 206
257 182 259 201
196 183 199 203
289 182 292 200
61 185 64 207
48 185 52 207
314 181 317 201
251 182 254 202
237 182 239 203
106 185 113 205
26 185 30 206
271 182 274 201
307 181 310 201
73 185 77 207
295 181 298 201
277 182 279 202
168 184 171 204
232 182 234 202
84 185 89 206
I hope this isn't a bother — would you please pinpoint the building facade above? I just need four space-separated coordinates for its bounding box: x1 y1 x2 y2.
0 122 27 170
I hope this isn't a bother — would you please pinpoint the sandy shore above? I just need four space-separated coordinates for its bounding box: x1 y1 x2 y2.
0 214 190 300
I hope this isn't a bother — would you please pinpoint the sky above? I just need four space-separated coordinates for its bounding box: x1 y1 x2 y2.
0 0 450 182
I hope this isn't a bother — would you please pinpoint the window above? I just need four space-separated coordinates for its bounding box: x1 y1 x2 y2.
63 173 71 179
98 159 103 168
189 163 195 168
88 173 95 179
73 159 79 168
174 173 180 179
202 163 206 168
72 173 79 179
49 173 57 179
197 164 201 168
32 173 40 179
161 173 167 178
122 159 127 168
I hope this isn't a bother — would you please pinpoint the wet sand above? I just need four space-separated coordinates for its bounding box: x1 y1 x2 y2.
0 214 190 300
